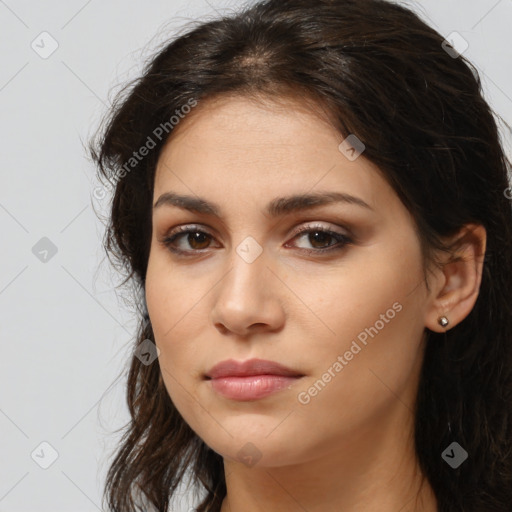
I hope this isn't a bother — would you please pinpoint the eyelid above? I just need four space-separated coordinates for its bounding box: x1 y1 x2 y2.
289 221 352 238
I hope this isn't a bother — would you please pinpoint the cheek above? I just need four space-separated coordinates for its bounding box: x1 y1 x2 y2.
145 250 200 343
145 254 209 413
297 277 425 435
291 240 426 401
291 237 424 353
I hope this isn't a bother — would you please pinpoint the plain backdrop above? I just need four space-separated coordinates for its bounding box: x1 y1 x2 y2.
1 0 511 510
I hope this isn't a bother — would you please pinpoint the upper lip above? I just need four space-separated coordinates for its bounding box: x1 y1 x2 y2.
205 358 304 379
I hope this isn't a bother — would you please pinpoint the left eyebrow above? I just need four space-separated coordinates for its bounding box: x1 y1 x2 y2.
153 191 374 217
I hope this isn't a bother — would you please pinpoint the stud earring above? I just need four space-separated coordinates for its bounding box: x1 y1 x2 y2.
438 316 449 327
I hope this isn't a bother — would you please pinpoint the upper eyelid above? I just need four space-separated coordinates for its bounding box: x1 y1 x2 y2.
164 221 349 238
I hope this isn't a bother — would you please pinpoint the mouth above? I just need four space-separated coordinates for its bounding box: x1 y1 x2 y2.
204 358 304 379
204 358 305 401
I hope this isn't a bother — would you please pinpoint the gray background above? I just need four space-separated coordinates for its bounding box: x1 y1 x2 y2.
1 1 511 511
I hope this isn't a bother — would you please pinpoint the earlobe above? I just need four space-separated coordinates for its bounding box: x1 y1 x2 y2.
424 223 486 333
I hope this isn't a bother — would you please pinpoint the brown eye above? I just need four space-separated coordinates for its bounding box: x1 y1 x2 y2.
184 232 211 250
289 224 353 254
161 226 218 255
304 230 337 249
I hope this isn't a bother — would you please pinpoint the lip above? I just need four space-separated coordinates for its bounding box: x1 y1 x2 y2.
205 358 304 379
204 358 305 401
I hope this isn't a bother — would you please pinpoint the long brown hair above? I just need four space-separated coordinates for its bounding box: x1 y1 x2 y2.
89 0 512 510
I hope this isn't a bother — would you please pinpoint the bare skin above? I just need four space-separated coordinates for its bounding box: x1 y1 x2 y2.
144 94 486 512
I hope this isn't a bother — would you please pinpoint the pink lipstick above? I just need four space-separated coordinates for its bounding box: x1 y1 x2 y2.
204 358 304 401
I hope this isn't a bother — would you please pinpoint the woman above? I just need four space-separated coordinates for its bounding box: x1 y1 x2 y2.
89 0 512 510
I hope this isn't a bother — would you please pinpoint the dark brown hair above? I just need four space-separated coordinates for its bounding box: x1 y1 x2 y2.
89 0 512 510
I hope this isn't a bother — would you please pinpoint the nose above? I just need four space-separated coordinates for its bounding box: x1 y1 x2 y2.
210 243 286 337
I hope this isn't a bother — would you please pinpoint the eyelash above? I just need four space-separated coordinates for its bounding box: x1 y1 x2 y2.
160 223 353 257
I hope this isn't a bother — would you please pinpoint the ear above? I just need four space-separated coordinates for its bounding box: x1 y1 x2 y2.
424 223 487 333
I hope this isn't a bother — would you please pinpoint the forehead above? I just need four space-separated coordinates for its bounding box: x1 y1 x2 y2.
153 94 394 216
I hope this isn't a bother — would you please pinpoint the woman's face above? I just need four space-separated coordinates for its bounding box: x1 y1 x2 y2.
145 94 433 467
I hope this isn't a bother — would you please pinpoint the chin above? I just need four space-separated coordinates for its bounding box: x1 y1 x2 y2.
201 430 306 468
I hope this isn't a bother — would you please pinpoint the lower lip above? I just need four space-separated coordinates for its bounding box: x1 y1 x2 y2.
208 375 302 401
